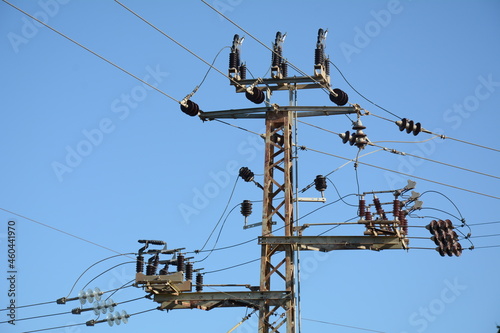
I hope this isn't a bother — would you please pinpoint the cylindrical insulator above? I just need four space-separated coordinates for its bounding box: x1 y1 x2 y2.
196 273 203 292
239 64 246 80
399 211 408 234
314 175 327 192
177 254 185 272
245 87 265 104
146 256 157 276
373 197 384 215
324 58 330 75
281 62 288 77
241 200 252 217
314 48 323 65
136 255 144 273
365 211 372 221
185 262 193 281
229 52 238 69
358 199 365 218
393 199 400 217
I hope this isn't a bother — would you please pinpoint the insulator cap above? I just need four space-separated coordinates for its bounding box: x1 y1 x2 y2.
396 118 421 135
239 167 255 182
314 175 327 192
329 88 349 106
358 199 366 217
241 200 252 217
239 64 247 80
180 100 200 117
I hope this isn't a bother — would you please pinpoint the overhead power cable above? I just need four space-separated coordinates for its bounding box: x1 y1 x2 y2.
303 317 386 333
1 0 179 103
368 112 500 153
328 60 401 120
0 207 123 255
300 145 500 200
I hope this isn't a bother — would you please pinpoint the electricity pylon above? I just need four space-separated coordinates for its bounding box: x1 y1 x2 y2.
135 29 409 333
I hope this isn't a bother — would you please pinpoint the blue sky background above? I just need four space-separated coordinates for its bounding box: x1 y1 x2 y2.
1 1 499 332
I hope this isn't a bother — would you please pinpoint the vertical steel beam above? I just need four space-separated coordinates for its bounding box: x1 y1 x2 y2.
259 109 295 333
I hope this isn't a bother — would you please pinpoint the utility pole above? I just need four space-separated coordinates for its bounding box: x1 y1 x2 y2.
135 29 417 333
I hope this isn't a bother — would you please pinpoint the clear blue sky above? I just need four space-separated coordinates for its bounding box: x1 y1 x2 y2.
1 1 499 332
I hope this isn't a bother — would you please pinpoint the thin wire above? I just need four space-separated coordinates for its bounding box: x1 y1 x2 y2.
467 221 500 226
196 204 240 263
354 149 361 195
303 317 386 333
329 60 400 120
199 178 239 252
197 46 230 89
470 234 500 238
371 136 439 144
104 280 135 301
0 300 53 312
81 261 134 291
204 257 260 274
325 178 357 207
67 253 135 298
0 311 69 324
21 322 85 333
474 245 500 249
1 0 179 103
0 207 124 255
370 143 500 180
301 145 500 200
114 0 243 89
369 112 500 153
214 119 264 136
420 190 464 221
299 119 500 180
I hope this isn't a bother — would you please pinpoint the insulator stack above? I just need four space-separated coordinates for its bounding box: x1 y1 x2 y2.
229 51 239 69
396 118 422 136
314 48 324 66
393 199 400 218
329 88 349 106
373 197 384 216
239 167 255 182
281 62 288 77
272 49 281 67
324 57 330 76
177 253 185 272
399 210 408 234
239 64 247 80
240 200 252 217
136 255 144 273
185 262 193 281
426 219 462 257
180 100 200 117
358 198 366 218
365 211 372 221
314 175 327 192
159 263 168 275
245 86 265 104
196 273 204 292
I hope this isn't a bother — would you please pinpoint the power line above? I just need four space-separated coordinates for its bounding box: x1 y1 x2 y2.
114 0 244 89
1 0 179 103
303 317 386 333
300 145 500 200
0 207 124 255
298 119 500 180
467 221 500 226
329 60 401 120
368 112 500 153
204 257 260 274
